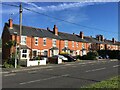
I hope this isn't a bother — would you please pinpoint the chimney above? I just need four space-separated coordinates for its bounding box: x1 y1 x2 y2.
80 31 84 39
8 18 13 29
53 25 58 36
101 35 104 41
112 38 115 43
96 35 100 41
47 27 50 31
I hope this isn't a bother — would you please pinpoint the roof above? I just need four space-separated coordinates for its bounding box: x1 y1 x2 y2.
58 32 88 42
84 36 102 44
4 23 120 45
5 23 60 40
21 45 31 49
5 23 88 42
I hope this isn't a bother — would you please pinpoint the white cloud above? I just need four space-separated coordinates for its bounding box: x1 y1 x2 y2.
23 2 96 12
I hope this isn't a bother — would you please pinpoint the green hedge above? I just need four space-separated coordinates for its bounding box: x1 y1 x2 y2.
97 50 120 59
76 51 99 60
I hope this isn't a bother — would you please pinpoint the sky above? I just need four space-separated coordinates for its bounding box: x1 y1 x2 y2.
0 1 119 41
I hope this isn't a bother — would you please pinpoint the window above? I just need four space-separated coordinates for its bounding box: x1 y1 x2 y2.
34 37 38 46
65 40 68 47
43 38 46 46
72 41 74 47
52 39 56 47
82 43 85 49
76 42 78 47
21 49 27 58
21 36 26 45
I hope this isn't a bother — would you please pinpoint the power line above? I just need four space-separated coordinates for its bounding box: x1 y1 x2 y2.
1 2 119 36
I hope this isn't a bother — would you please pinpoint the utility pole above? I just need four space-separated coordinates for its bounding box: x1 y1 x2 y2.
19 3 23 65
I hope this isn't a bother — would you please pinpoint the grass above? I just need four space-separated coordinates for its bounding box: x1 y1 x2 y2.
84 76 120 88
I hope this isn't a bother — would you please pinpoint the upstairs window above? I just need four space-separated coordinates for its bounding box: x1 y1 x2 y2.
43 38 46 46
82 43 85 49
34 37 38 46
76 42 78 47
72 41 74 47
52 39 56 47
21 36 26 45
65 40 68 47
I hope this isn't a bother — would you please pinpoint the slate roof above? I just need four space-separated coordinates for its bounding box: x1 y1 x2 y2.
4 23 120 45
84 36 105 44
5 23 88 42
58 32 88 42
5 23 60 40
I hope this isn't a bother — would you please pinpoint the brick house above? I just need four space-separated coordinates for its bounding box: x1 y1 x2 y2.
2 19 120 63
2 19 89 63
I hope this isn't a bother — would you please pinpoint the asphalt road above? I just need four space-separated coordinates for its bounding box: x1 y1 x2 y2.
2 60 119 88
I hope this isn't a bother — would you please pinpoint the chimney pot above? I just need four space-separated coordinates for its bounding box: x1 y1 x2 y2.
47 27 50 31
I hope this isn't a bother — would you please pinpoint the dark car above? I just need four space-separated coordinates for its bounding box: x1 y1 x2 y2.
60 54 76 62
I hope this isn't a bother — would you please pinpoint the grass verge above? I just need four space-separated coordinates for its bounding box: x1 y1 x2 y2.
84 76 120 88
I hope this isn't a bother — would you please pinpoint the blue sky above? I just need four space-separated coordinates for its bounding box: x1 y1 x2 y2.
1 2 119 41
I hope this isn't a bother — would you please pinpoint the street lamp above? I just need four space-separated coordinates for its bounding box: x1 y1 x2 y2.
13 32 17 68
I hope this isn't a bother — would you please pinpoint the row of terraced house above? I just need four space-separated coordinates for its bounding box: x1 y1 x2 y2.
2 19 120 62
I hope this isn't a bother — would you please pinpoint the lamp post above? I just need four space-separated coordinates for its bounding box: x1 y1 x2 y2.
13 32 17 68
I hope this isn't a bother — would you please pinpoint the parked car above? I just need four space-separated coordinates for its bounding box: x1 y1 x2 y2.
52 55 68 61
60 54 76 62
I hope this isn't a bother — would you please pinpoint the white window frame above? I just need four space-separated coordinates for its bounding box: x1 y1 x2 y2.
21 49 28 59
34 37 38 46
52 39 56 47
43 38 46 46
72 41 74 47
65 40 68 47
21 36 26 45
82 43 85 49
76 42 78 47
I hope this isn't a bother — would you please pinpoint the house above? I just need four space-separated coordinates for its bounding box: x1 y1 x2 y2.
2 18 120 64
2 19 89 63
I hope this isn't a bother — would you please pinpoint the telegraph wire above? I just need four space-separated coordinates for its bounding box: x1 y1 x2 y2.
1 2 119 36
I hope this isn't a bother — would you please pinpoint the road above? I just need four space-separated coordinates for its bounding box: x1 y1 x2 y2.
2 60 119 88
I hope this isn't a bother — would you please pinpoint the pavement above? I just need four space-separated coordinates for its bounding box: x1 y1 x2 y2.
2 59 119 88
1 59 117 74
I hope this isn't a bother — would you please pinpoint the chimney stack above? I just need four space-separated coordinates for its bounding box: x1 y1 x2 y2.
96 35 100 41
101 35 104 41
112 38 115 44
80 31 84 39
53 25 58 36
8 18 13 29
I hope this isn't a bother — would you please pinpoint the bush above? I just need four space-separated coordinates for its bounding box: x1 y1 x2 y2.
82 51 99 60
97 50 120 59
76 55 82 60
3 61 14 68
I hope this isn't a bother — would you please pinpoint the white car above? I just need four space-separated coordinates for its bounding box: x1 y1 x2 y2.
53 55 68 61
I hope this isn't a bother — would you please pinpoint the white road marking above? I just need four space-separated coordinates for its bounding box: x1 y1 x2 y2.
66 64 73 66
72 66 77 67
78 63 85 65
19 74 69 85
113 65 120 68
28 71 37 73
46 69 53 71
4 73 16 77
85 67 106 72
81 65 86 66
